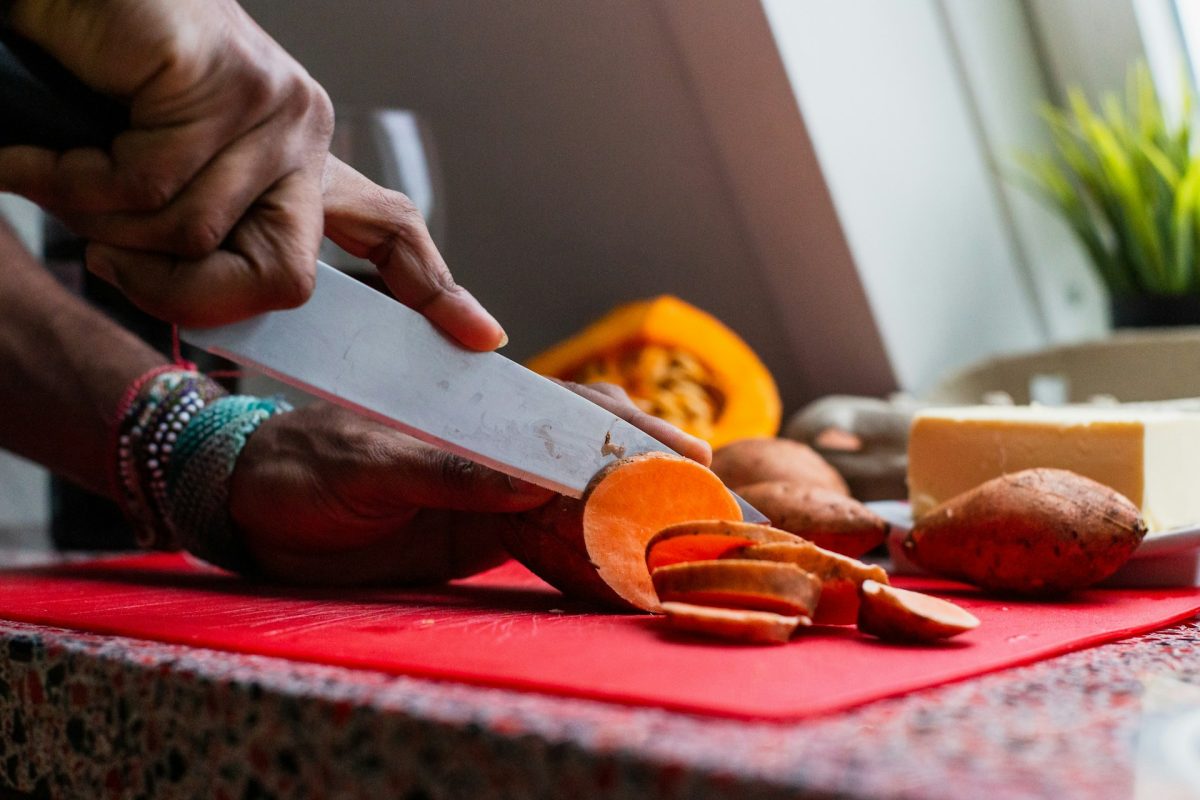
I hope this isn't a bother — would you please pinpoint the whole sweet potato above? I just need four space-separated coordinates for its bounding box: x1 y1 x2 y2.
904 468 1147 595
735 481 888 557
711 438 850 496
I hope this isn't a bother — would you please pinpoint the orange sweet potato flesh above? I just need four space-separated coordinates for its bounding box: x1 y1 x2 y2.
651 559 822 616
645 519 801 572
660 602 807 645
499 453 742 611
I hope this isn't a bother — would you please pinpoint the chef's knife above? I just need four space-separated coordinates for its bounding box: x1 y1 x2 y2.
180 264 767 519
0 32 766 518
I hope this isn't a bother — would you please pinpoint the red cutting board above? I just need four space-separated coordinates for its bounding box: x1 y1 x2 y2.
1 553 1198 721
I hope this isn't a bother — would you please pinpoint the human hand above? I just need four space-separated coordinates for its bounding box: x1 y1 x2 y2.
228 386 710 585
0 0 333 325
321 156 507 351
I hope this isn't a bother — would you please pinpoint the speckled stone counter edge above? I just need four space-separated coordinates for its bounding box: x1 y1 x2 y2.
2 614 1199 799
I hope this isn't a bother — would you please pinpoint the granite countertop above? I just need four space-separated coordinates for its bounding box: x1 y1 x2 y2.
1 545 1199 800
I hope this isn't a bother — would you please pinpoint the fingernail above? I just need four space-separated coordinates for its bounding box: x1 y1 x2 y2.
498 332 510 348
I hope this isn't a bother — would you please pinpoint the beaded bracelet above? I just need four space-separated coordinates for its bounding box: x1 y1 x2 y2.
111 367 292 573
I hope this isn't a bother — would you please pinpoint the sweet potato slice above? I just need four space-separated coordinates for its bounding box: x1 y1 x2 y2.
857 580 979 642
645 519 800 572
499 453 742 611
727 541 888 625
651 559 821 616
735 482 888 557
660 602 808 645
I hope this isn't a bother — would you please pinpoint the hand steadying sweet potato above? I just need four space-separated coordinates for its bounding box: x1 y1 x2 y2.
711 438 849 495
499 453 741 611
904 468 1147 594
734 482 888 557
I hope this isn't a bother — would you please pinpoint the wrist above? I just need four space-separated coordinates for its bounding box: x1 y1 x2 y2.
112 366 292 573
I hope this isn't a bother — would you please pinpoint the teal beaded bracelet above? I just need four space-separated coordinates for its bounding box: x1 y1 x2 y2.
112 368 291 573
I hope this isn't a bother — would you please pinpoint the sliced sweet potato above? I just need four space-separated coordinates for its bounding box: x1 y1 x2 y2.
645 519 800 572
726 541 888 625
660 602 808 645
711 437 850 495
651 559 821 616
499 453 741 611
735 482 888 557
857 580 979 642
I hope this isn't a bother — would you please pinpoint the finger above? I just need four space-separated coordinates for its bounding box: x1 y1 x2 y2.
359 438 553 514
566 380 714 466
0 123 232 215
61 117 300 259
322 157 506 351
86 169 323 326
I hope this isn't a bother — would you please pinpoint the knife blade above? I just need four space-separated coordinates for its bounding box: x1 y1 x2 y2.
182 264 767 521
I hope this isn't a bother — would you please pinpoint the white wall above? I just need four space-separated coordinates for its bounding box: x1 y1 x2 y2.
761 0 1106 395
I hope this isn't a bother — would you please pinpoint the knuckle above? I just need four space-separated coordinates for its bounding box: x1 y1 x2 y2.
266 261 317 309
175 216 227 258
123 165 181 210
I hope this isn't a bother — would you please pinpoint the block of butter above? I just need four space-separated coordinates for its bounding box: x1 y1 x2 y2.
908 405 1200 533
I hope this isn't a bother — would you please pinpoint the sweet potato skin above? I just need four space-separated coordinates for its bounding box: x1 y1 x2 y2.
857 580 979 642
735 482 888 557
711 438 849 495
651 559 822 616
660 602 805 645
498 494 627 607
726 540 888 624
904 468 1148 595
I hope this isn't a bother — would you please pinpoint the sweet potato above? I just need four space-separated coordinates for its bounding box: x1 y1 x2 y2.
857 580 979 642
645 519 801 572
499 453 741 611
904 468 1147 595
660 602 807 645
651 559 821 616
726 541 888 624
734 482 888 557
711 438 849 495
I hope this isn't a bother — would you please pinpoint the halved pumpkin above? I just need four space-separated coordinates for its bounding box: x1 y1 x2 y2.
526 296 781 448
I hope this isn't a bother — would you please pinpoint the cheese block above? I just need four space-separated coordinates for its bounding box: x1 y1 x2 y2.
907 405 1200 533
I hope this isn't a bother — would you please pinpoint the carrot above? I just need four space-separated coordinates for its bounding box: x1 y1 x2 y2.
651 559 821 616
645 519 800 572
499 453 741 611
726 541 888 625
660 602 807 645
857 580 979 642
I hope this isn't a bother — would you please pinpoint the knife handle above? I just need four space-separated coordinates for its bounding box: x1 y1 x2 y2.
0 30 126 149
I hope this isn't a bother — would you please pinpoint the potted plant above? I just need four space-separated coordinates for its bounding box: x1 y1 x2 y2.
1022 63 1200 326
